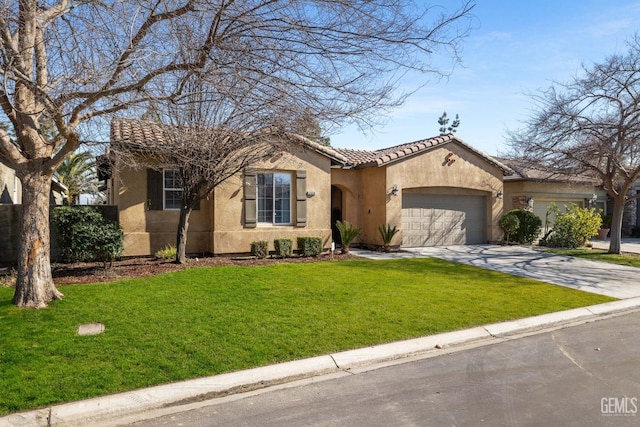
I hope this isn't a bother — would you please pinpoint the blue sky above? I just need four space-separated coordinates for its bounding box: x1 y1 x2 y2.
331 0 640 155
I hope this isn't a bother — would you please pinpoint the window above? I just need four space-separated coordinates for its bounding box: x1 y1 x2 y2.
163 169 183 210
257 172 291 224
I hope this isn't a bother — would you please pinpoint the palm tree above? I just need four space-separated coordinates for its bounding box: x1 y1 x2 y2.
55 151 98 205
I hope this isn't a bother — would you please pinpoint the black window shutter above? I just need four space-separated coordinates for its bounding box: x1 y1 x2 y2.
147 169 163 210
296 170 307 227
244 169 257 228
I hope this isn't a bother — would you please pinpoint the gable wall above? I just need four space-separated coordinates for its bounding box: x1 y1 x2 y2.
114 163 213 257
331 143 506 247
211 143 333 254
384 143 504 245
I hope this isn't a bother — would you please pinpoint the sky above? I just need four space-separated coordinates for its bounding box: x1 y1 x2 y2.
330 0 640 156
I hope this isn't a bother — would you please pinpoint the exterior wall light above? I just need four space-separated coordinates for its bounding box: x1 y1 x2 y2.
525 196 534 209
496 190 503 199
306 191 316 197
391 185 399 196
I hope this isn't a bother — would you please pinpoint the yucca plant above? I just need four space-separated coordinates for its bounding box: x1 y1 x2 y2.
378 224 399 251
335 220 361 254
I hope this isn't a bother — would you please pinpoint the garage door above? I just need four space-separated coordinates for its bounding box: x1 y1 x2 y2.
402 194 486 246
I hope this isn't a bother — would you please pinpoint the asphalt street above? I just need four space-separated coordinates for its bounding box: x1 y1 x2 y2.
129 309 640 427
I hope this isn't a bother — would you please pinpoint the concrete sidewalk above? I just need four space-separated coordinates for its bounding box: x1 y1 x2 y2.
589 237 640 254
3 245 640 426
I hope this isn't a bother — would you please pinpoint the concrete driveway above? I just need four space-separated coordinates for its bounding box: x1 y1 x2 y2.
352 245 640 299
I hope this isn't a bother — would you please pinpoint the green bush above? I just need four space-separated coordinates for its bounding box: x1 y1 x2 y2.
546 204 602 248
499 213 520 245
274 238 293 258
251 241 268 259
51 206 123 265
336 220 361 254
155 244 177 260
297 237 322 257
502 209 542 244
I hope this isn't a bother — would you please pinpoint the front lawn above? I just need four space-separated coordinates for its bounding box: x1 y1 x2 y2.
0 257 614 415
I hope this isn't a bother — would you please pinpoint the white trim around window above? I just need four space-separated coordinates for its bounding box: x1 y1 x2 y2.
257 172 292 225
163 169 183 210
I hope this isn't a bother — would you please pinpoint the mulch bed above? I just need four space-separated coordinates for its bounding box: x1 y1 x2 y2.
51 252 357 285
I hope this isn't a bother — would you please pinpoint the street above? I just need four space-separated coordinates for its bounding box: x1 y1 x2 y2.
129 310 640 426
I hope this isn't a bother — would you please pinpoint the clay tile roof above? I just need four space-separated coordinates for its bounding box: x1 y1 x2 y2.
497 157 598 184
110 118 349 165
334 134 512 174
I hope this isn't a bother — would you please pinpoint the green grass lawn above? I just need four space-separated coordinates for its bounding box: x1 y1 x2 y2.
546 248 640 268
0 258 614 415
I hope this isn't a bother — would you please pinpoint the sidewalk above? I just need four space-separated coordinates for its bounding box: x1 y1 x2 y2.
589 237 640 254
3 245 640 426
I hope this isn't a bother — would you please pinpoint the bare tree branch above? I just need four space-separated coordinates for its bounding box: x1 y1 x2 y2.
507 35 640 254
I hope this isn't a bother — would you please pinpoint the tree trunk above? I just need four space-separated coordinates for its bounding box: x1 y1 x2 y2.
12 172 64 308
608 195 625 255
175 205 192 264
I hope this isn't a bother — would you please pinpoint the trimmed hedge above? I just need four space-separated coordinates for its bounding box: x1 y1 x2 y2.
297 237 322 257
250 241 268 259
274 238 293 258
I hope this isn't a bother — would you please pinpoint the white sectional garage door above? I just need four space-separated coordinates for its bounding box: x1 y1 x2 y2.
402 194 486 246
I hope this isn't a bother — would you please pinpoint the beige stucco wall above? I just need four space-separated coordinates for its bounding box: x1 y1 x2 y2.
212 143 333 254
332 142 505 247
114 165 213 257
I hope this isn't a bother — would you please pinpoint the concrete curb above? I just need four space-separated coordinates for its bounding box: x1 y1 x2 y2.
2 297 640 427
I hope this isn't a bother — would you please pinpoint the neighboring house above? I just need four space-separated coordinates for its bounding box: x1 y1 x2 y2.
499 157 608 227
0 162 67 205
500 158 640 236
0 163 21 204
107 120 511 257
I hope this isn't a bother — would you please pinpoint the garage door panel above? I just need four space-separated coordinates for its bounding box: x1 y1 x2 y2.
402 194 486 247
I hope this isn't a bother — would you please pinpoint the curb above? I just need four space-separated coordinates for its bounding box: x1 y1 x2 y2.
3 297 640 427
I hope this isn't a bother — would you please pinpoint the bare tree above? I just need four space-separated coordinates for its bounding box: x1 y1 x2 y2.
507 36 640 254
112 78 283 263
0 0 475 307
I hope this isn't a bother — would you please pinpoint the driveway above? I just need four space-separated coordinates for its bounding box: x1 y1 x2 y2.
351 245 640 299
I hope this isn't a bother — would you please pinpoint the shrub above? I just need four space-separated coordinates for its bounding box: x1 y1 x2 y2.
297 237 322 257
251 241 268 259
155 244 177 260
336 220 361 254
503 209 542 244
51 206 123 266
546 204 602 248
274 238 293 258
378 224 399 247
498 213 520 245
